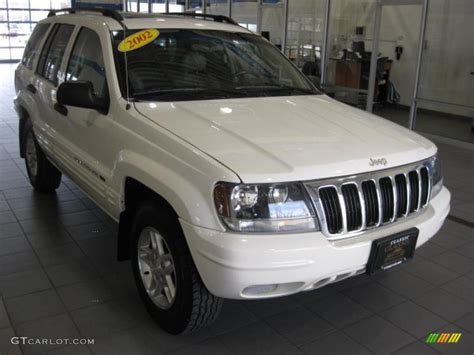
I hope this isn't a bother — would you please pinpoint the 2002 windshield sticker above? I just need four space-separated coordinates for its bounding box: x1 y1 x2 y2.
118 29 160 52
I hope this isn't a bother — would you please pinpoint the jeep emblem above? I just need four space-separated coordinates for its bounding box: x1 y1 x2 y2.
369 158 388 166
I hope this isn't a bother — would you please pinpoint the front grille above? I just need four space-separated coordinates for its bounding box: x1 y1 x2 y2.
362 180 379 227
341 184 362 231
319 187 343 234
379 177 395 222
306 161 432 239
395 174 408 218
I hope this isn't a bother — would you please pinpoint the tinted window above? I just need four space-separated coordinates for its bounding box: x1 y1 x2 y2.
37 24 74 85
66 27 107 99
22 23 50 70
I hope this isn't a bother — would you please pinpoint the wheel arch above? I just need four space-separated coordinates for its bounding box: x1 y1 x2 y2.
117 177 182 261
17 105 30 158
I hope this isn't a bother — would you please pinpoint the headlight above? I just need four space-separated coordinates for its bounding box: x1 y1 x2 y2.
214 182 319 233
430 155 443 198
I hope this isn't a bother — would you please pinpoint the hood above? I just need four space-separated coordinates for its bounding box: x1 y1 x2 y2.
135 95 436 183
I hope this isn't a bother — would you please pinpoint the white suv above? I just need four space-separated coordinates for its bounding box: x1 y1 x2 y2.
14 8 450 334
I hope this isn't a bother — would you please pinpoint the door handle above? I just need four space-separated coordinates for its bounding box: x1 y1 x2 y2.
54 103 68 116
26 84 37 94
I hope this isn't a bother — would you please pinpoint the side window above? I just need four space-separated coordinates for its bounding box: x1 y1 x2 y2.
37 24 75 85
22 23 50 70
66 27 108 99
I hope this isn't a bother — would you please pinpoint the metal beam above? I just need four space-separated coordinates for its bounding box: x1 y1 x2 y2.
320 0 330 86
257 0 263 34
380 0 423 5
228 0 232 18
366 2 382 112
408 0 429 129
281 0 289 53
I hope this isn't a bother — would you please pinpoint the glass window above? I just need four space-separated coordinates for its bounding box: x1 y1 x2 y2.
169 0 185 12
31 0 52 9
66 27 108 99
0 48 10 60
8 10 30 22
38 24 74 85
207 0 229 16
151 0 166 13
0 0 71 62
112 29 319 101
22 23 50 69
232 0 258 32
31 10 50 22
9 0 29 7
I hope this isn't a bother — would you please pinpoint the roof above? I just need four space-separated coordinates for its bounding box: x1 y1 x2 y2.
44 9 251 34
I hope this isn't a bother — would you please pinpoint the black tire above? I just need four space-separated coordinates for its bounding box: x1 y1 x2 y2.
23 119 61 193
130 200 223 334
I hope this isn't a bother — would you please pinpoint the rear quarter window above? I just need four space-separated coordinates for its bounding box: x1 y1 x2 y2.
22 23 50 70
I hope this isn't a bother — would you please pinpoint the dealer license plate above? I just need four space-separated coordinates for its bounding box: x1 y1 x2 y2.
366 228 418 274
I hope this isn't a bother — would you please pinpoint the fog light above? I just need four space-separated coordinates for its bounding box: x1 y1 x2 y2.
242 284 278 296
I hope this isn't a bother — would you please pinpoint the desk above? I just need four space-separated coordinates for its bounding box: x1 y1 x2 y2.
330 57 393 102
331 59 363 89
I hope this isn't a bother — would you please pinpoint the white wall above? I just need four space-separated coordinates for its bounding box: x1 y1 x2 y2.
418 0 474 117
327 0 473 118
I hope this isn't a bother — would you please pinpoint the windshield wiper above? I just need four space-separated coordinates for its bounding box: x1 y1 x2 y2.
133 87 205 100
133 87 250 101
236 85 317 95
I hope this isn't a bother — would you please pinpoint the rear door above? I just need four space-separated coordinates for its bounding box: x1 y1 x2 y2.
34 23 75 160
15 23 51 93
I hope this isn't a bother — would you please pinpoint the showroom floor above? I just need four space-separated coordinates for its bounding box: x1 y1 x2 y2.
0 64 473 355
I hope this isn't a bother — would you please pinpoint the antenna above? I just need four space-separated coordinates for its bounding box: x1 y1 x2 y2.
116 22 132 110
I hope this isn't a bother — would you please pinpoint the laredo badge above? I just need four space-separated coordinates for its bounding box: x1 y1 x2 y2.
118 29 160 52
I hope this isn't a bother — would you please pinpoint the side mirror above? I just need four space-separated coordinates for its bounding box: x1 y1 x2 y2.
57 81 108 114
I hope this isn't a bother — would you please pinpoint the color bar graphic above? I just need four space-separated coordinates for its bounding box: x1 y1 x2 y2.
426 333 462 344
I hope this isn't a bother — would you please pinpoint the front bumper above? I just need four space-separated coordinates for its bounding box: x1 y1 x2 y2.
181 186 450 299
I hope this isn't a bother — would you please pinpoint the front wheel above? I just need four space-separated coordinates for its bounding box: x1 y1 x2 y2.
130 201 223 334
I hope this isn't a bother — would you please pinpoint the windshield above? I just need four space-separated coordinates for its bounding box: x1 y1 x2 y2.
112 29 321 101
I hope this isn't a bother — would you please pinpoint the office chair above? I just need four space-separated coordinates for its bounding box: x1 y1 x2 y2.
352 41 365 54
302 61 322 89
359 57 388 108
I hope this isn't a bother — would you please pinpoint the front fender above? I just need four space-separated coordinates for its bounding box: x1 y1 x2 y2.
112 150 240 231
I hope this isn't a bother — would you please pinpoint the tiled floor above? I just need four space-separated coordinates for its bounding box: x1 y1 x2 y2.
0 63 473 354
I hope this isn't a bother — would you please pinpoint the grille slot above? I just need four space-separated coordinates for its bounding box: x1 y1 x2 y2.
395 174 408 218
341 184 362 231
408 171 420 213
319 187 343 234
379 177 394 222
362 180 379 227
420 167 430 206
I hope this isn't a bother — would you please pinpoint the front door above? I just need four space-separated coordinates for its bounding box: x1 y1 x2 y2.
58 26 116 210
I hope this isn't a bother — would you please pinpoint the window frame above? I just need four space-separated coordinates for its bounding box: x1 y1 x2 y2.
64 26 110 102
36 22 75 86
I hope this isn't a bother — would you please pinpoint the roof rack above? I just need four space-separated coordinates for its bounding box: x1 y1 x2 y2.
47 7 124 22
47 8 239 27
161 13 239 26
